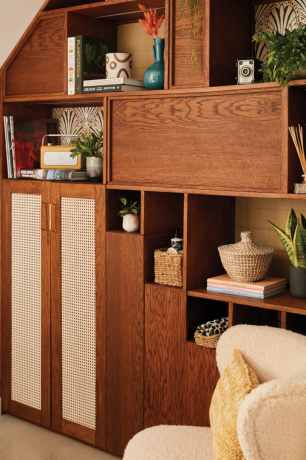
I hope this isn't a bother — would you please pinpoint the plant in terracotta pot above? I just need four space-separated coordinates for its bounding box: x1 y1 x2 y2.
268 209 306 298
118 198 140 232
70 131 103 180
252 23 306 87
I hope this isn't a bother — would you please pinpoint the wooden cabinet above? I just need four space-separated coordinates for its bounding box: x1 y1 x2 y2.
2 181 106 448
51 183 106 448
2 181 51 427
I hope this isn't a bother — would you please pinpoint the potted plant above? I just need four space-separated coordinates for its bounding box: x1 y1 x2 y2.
118 198 140 232
70 131 103 180
252 23 306 87
268 209 306 298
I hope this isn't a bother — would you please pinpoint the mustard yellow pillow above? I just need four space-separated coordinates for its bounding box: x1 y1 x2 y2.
209 349 259 460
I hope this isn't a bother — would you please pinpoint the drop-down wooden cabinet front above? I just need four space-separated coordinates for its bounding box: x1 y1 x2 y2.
2 181 106 449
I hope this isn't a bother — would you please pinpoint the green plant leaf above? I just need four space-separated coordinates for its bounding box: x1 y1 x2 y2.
85 43 97 64
285 208 297 241
119 198 127 206
293 218 306 268
267 220 294 264
131 209 138 214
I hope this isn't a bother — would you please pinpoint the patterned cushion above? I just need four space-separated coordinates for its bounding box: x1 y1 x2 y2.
209 349 259 460
196 317 228 337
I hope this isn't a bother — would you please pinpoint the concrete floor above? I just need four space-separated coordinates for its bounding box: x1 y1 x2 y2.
0 414 118 460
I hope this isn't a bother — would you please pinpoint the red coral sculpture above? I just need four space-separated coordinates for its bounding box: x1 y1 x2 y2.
138 4 164 38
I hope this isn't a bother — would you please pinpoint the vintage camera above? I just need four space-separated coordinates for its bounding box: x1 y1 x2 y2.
236 58 256 85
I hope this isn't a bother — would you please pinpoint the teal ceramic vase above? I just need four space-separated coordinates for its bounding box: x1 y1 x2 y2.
143 38 164 90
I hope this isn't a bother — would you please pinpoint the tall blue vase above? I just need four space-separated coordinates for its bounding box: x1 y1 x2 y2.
143 38 164 90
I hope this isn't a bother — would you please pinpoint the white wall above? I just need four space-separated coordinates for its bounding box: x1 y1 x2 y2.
0 0 45 68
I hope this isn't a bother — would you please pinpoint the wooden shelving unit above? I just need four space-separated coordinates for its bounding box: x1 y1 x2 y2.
1 0 306 457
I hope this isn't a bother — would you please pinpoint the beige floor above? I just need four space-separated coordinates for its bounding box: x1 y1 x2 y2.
0 414 118 460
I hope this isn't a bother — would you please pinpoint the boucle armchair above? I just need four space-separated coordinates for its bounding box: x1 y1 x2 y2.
123 324 306 460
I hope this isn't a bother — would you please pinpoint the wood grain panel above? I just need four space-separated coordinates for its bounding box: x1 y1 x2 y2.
143 192 184 235
110 92 284 192
185 195 235 291
5 16 65 96
145 284 220 429
170 0 205 87
1 181 51 427
106 231 144 456
67 12 117 49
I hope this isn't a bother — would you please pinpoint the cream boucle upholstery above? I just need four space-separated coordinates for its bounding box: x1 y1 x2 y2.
123 425 213 460
124 325 306 460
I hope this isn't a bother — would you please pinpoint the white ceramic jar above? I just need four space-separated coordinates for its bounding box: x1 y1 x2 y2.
122 214 140 232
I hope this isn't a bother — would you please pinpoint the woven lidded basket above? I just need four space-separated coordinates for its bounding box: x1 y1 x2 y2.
218 231 273 282
154 248 183 287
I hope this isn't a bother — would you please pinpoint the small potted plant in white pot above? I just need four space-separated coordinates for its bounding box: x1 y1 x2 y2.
118 198 140 232
268 209 306 298
70 131 103 180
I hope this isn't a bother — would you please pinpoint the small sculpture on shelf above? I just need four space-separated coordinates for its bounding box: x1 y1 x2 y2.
118 198 140 232
70 131 103 180
268 209 306 299
138 4 165 90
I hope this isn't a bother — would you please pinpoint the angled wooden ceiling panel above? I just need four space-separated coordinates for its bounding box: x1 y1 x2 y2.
5 15 66 97
43 0 103 11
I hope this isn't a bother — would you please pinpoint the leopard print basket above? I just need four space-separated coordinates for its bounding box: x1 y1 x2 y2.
194 317 228 349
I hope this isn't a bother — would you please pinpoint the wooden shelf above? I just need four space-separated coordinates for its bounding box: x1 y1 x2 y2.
5 80 305 106
146 281 183 290
187 287 306 316
106 228 140 235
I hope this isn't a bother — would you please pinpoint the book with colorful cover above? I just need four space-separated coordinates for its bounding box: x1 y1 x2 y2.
17 168 88 181
207 282 287 294
207 286 286 299
10 117 58 178
207 274 287 292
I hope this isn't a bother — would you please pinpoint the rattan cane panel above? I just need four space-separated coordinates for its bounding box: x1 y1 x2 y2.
11 193 41 410
61 198 96 431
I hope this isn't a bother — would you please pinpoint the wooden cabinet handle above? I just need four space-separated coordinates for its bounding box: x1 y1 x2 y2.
40 201 47 231
49 202 57 232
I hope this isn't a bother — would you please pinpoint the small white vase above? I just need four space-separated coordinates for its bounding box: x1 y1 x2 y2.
122 214 140 233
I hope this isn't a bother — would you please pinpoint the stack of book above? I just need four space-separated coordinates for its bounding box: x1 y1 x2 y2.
206 274 287 299
17 169 88 181
82 78 146 93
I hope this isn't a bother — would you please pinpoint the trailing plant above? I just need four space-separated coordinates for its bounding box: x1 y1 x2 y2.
138 4 164 38
70 131 103 159
252 23 306 87
118 198 140 217
179 0 200 75
268 209 306 269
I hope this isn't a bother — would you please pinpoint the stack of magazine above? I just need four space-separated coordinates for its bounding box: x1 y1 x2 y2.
207 274 287 299
82 78 146 93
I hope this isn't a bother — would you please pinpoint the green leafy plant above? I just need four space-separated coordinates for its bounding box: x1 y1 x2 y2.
268 209 306 268
70 131 103 159
179 0 200 75
118 198 140 217
252 23 306 87
85 42 109 70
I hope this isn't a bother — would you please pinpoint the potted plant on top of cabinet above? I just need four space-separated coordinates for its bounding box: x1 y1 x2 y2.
70 131 103 180
118 198 140 232
268 209 306 298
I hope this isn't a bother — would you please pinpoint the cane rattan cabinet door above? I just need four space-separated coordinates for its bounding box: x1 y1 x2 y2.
50 184 106 449
2 181 51 427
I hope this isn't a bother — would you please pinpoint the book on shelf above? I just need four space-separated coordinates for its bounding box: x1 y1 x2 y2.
3 117 13 178
207 286 286 299
83 78 145 87
207 274 287 292
72 35 114 94
207 282 287 295
82 84 147 93
7 117 58 178
17 169 89 181
67 37 76 95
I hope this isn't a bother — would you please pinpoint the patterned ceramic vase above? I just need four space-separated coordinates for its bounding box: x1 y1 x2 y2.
86 157 102 180
143 38 164 90
106 53 133 79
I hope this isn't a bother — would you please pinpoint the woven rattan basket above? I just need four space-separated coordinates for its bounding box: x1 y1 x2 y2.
194 331 221 348
154 248 183 287
218 231 273 282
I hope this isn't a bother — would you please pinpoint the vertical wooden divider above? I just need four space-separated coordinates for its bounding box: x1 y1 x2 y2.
103 97 108 185
106 98 112 183
281 311 287 329
140 190 145 235
164 0 170 90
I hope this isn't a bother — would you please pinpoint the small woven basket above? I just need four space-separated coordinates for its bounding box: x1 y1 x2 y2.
194 332 221 348
154 248 183 287
218 231 273 282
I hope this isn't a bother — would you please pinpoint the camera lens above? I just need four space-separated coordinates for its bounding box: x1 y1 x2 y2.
241 66 251 77
239 61 244 65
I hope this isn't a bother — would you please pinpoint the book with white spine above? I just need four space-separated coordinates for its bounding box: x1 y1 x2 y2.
67 37 76 95
83 77 145 87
